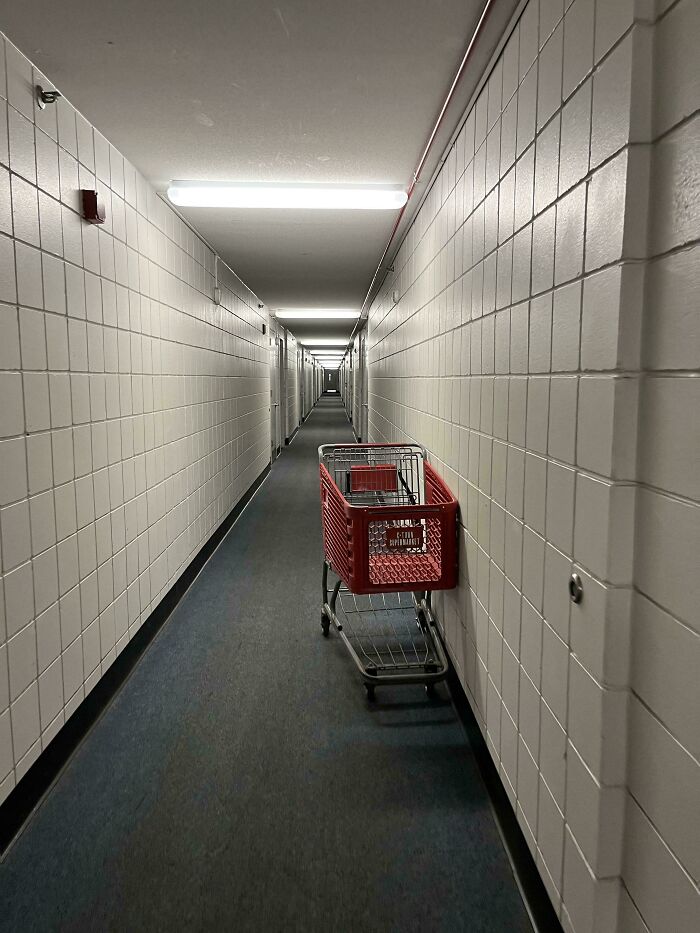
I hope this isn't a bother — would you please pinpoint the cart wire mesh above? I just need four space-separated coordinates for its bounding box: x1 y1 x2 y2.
335 587 442 676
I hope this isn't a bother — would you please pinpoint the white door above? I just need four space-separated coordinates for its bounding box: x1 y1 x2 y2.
270 329 280 462
360 332 368 442
277 338 285 449
298 353 305 421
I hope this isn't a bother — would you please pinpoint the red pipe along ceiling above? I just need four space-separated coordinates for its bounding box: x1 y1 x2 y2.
358 0 497 324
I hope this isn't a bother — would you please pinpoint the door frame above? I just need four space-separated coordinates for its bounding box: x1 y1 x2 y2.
277 337 284 453
359 331 368 442
270 328 280 462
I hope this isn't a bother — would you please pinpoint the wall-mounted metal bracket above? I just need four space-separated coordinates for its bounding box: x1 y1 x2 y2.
36 85 62 109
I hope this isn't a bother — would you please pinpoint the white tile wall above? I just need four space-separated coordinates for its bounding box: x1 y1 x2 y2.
0 35 271 802
351 1 700 930
624 1 700 931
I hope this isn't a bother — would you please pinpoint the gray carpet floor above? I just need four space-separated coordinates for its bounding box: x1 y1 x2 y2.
0 397 531 933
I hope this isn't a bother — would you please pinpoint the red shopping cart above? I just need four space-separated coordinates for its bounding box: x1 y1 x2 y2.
319 443 458 699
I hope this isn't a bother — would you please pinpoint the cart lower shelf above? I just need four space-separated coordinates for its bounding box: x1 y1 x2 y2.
321 562 448 699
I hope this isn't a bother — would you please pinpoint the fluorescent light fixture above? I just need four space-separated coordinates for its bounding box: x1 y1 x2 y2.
167 181 407 211
300 338 349 347
274 310 360 320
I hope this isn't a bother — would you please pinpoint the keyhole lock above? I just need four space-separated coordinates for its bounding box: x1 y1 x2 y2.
569 572 583 604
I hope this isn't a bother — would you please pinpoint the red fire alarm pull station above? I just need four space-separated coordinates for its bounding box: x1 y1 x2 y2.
81 190 106 224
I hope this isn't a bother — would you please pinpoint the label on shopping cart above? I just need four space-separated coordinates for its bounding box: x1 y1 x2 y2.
386 524 424 550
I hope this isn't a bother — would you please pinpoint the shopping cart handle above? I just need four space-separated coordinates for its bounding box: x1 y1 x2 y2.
318 441 428 462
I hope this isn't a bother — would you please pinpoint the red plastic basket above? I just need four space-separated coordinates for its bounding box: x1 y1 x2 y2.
319 448 458 595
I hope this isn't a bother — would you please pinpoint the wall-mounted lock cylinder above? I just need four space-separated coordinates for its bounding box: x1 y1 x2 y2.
569 573 583 604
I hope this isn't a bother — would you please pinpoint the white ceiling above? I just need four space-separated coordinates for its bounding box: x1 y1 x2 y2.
5 0 497 342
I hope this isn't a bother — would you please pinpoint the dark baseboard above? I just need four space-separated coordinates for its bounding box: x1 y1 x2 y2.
285 425 299 445
446 665 563 933
0 463 270 856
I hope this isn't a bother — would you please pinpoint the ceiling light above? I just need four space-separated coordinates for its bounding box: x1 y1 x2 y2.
300 338 349 347
167 181 408 210
274 310 360 320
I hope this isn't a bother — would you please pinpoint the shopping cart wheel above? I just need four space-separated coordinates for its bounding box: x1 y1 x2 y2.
365 684 376 701
425 683 437 698
321 613 330 637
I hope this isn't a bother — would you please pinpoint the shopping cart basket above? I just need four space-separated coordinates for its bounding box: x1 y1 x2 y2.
319 443 458 698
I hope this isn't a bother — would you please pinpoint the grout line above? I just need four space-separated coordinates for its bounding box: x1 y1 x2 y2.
619 880 654 933
631 589 699 637
630 689 699 768
626 790 697 885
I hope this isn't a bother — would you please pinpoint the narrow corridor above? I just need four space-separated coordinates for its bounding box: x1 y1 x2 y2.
1 2 699 928
0 398 531 933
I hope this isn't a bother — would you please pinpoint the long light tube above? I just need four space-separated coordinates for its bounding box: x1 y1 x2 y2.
167 181 407 210
300 338 349 346
274 310 359 320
